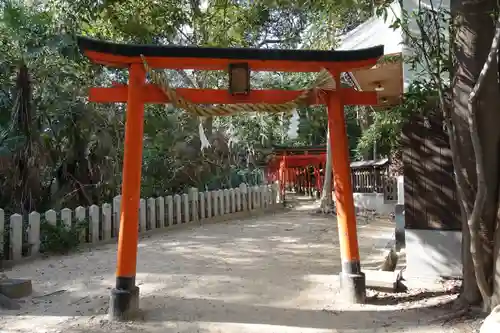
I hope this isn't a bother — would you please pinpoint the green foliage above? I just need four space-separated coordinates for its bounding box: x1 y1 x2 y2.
345 107 362 157
355 82 432 159
0 0 374 216
39 217 88 254
356 0 452 159
294 104 361 158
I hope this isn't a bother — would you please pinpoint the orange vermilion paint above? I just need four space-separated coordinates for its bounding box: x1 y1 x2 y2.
116 64 146 278
327 71 360 263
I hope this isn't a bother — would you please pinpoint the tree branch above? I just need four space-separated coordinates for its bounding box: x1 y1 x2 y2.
392 1 471 219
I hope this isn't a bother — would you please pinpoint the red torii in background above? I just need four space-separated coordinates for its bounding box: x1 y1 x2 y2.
267 154 326 199
266 145 328 200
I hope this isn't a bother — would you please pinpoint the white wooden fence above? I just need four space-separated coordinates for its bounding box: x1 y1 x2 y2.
0 183 279 263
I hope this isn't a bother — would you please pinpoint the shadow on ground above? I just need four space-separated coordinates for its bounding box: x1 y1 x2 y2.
0 200 461 332
366 289 457 306
54 296 463 333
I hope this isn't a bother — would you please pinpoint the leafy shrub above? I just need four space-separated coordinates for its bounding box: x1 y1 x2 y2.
39 218 88 254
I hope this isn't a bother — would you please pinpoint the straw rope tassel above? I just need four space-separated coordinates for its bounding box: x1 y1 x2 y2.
140 55 335 116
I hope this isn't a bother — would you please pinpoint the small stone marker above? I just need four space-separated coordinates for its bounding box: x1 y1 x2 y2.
0 274 32 300
363 269 400 291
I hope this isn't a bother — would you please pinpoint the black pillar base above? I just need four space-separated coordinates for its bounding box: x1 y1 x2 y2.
339 271 366 304
109 285 140 321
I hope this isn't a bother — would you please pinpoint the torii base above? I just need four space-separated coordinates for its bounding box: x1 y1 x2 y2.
339 271 366 304
108 286 140 321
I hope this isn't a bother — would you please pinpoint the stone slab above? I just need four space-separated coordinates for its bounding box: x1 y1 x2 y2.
364 269 400 291
0 278 33 299
405 229 462 278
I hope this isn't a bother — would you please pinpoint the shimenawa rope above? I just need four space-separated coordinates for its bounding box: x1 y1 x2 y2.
140 55 335 116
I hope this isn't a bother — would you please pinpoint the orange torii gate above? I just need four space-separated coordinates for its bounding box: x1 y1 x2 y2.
77 36 385 320
268 154 327 199
267 145 328 199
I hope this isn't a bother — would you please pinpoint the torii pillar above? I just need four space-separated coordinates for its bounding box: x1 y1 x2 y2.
110 64 145 319
328 71 364 303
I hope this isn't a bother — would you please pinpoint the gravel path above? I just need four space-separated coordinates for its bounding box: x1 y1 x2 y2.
0 205 481 333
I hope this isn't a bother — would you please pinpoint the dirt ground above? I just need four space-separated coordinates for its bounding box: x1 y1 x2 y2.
0 200 484 333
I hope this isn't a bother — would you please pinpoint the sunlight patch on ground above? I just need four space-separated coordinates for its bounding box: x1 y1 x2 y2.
0 315 71 332
266 236 300 243
294 203 320 211
0 205 461 333
174 321 337 333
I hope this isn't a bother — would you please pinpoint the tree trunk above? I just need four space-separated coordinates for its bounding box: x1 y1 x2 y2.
452 0 500 310
320 128 333 209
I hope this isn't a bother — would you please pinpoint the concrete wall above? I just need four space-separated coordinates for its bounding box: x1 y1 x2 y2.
397 175 463 278
405 229 463 278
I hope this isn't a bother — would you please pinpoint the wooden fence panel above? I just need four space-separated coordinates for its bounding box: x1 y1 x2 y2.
402 112 461 230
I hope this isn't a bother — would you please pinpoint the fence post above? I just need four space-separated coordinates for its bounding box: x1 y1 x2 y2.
199 192 206 220
212 191 219 217
113 196 121 237
29 212 41 256
223 189 230 214
230 189 236 213
166 196 173 226
174 194 181 224
75 206 86 243
253 186 259 209
102 203 112 240
254 186 259 209
239 183 248 211
45 209 57 226
248 186 253 210
271 182 278 204
10 214 23 261
89 205 100 243
259 185 264 208
61 208 72 230
206 191 212 218
189 188 199 222
147 198 156 230
261 185 267 208
139 199 147 232
216 190 223 216
235 188 241 212
182 193 190 223
156 197 165 228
